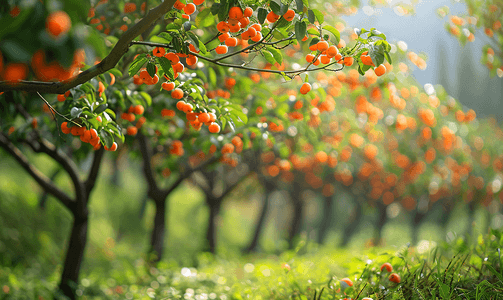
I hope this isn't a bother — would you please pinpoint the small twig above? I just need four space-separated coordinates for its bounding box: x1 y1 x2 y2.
37 92 81 127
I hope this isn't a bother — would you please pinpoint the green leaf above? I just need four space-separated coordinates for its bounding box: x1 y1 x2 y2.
108 68 123 78
258 7 268 24
100 129 114 149
128 54 147 77
384 51 392 64
218 0 229 22
295 0 304 12
312 9 324 24
104 109 116 119
187 31 206 54
195 8 211 27
94 104 108 114
140 92 152 106
438 281 450 300
210 3 220 15
70 107 83 118
307 28 319 36
304 74 309 82
307 10 315 24
267 47 283 65
208 67 217 87
323 25 340 44
263 50 275 64
279 3 288 15
270 1 281 15
157 57 174 79
280 72 292 81
230 109 248 124
295 21 307 42
147 62 156 78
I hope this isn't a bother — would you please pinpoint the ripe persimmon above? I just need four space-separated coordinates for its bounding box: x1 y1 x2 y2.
208 122 220 133
172 88 184 99
183 3 196 15
374 64 386 76
228 7 243 19
300 82 311 94
215 45 228 54
283 9 295 22
61 122 71 134
389 273 401 283
266 11 280 23
380 263 393 272
46 11 71 38
124 2 136 13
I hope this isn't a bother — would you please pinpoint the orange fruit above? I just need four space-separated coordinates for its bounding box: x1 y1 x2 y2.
153 47 166 57
3 63 28 82
162 81 175 91
343 56 354 66
266 11 280 23
244 7 253 17
208 122 220 133
133 105 144 115
124 2 137 13
216 21 230 33
380 263 393 272
184 3 196 15
193 0 205 5
283 9 295 22
374 64 386 76
340 278 353 287
389 273 401 283
317 40 329 51
105 142 118 151
228 7 243 19
127 126 138 136
215 45 228 54
46 11 71 38
171 88 184 99
57 94 66 102
300 82 311 94
173 0 185 10
225 37 238 47
61 122 71 134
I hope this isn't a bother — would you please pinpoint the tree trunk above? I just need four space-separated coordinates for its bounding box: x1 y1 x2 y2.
373 202 387 246
244 193 270 253
466 200 477 240
57 216 88 300
149 199 166 262
288 190 303 249
317 195 333 245
339 200 363 247
411 211 425 246
205 198 221 254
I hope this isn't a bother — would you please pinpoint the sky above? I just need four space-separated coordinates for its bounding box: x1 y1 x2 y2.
340 0 503 120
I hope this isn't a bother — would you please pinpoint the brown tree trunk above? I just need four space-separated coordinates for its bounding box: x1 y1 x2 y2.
373 202 387 246
149 199 166 262
245 193 270 253
205 198 221 254
317 195 333 245
58 216 88 299
339 199 363 247
288 185 303 249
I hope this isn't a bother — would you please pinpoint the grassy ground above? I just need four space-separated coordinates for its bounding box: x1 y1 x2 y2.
0 154 501 299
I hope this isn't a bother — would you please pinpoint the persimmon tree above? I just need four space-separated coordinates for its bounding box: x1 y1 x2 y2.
0 0 395 298
439 1 503 77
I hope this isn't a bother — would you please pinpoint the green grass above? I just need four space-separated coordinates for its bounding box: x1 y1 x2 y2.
0 155 502 299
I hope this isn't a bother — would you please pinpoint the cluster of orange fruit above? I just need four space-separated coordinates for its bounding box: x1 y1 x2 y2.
169 140 184 156
1 9 80 83
173 0 205 20
219 135 244 167
175 100 221 133
120 104 146 136
60 117 117 151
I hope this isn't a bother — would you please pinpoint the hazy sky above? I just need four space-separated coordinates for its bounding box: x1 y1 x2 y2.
340 0 503 119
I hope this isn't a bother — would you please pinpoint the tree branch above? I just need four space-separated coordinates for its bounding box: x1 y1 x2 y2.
219 170 251 200
84 148 105 198
162 155 219 198
0 0 176 94
0 132 75 211
137 131 162 198
129 41 344 77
